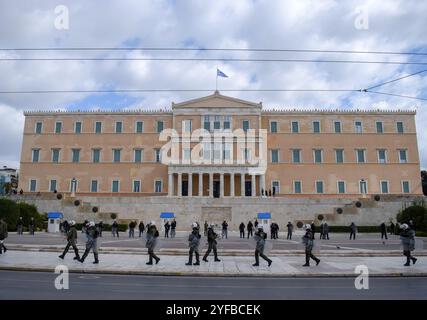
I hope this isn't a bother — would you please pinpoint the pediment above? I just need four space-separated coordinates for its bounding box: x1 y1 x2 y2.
172 91 262 109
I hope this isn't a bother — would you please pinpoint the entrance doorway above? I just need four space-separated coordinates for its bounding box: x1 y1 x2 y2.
182 180 188 196
213 181 220 198
245 181 252 196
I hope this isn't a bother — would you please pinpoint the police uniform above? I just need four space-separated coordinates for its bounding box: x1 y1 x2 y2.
79 221 99 264
253 227 272 267
146 222 160 265
302 225 320 267
59 220 80 260
203 225 221 262
186 223 201 265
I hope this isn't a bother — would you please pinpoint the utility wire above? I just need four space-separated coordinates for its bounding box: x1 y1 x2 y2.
1 47 427 56
364 69 427 91
1 57 427 65
365 90 427 101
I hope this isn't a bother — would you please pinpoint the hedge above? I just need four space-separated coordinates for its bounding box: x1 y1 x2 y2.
75 223 127 232
319 226 384 233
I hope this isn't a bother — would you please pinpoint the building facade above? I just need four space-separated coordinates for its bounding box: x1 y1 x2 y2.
19 91 422 198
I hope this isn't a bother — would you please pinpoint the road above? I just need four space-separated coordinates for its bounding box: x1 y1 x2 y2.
1 270 426 299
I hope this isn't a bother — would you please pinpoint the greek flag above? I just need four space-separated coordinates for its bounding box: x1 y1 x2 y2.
217 69 228 78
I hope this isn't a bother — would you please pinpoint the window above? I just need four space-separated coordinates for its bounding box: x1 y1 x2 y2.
376 121 383 133
134 149 142 163
113 149 121 163
72 149 80 163
224 116 231 130
203 143 211 160
337 181 346 194
270 121 278 133
396 121 404 134
313 149 323 163
335 149 344 163
380 181 389 194
359 180 368 194
74 121 82 134
377 149 387 164
334 121 341 133
292 149 301 163
243 148 251 162
271 149 279 163
313 121 320 133
95 121 102 133
242 120 249 132
155 180 162 193
30 179 37 192
294 181 302 194
204 116 210 131
224 143 231 160
92 149 101 163
272 181 280 194
356 149 365 163
355 121 363 133
32 149 40 163
115 121 123 133
136 121 144 133
49 180 57 192
155 149 161 163
213 143 222 161
291 121 299 133
183 148 191 161
112 180 120 193
55 122 62 134
156 121 164 133
52 149 60 163
316 181 324 194
398 149 408 163
90 180 98 193
70 179 78 193
133 180 141 193
35 122 43 134
402 181 410 193
182 120 192 133
214 116 221 130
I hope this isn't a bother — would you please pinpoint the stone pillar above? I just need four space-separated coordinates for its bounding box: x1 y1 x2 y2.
220 173 224 198
209 173 214 198
198 173 203 196
230 173 235 197
241 173 245 197
260 174 265 196
177 173 182 197
168 173 174 196
188 173 192 197
251 174 256 197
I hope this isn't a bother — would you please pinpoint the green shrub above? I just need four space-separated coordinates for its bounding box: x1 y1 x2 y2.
0 198 45 231
397 203 427 232
327 225 380 233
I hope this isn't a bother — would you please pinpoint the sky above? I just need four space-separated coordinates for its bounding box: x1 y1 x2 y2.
0 0 426 169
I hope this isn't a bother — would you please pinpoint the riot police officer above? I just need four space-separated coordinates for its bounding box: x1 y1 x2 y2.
203 224 221 262
186 222 201 266
59 220 80 260
78 221 99 264
253 227 272 267
146 221 160 265
302 224 320 267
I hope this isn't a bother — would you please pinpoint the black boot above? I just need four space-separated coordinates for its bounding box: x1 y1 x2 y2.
411 256 417 265
302 255 310 267
93 253 99 264
73 247 80 260
186 251 193 266
79 249 90 263
146 252 153 265
202 253 208 262
193 252 200 265
253 251 259 266
214 256 221 262
404 256 410 266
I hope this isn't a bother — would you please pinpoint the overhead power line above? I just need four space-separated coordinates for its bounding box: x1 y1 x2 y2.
1 57 427 65
365 90 427 101
1 47 427 56
364 69 427 91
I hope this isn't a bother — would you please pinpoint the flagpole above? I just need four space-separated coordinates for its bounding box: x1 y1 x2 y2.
215 67 218 91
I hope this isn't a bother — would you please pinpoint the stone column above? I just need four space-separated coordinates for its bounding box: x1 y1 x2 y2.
198 173 203 196
168 173 174 196
241 173 245 197
251 174 256 197
220 173 224 198
177 173 182 197
230 173 235 197
188 173 192 197
209 173 214 198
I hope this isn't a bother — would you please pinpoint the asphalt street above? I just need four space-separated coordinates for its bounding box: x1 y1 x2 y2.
1 270 427 299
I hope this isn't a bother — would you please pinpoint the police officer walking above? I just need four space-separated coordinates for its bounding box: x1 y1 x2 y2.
247 221 253 238
79 221 99 264
323 222 330 240
203 224 221 262
145 221 160 265
239 222 245 238
349 222 357 240
221 220 228 239
59 220 80 260
17 217 23 235
29 217 35 235
253 227 272 267
170 219 176 238
302 224 320 267
0 218 8 254
286 221 294 240
112 220 119 237
400 223 417 266
164 221 170 238
138 221 145 237
186 222 201 266
380 222 388 240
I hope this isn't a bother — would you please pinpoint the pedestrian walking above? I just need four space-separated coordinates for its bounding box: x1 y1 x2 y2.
310 221 315 239
164 221 170 238
97 221 103 237
239 222 245 238
319 223 324 240
254 219 259 229
203 225 221 262
78 221 99 264
63 220 70 234
186 222 201 266
247 221 253 238
221 220 228 239
399 223 417 266
145 222 160 265
112 220 119 237
390 222 395 235
349 222 357 240
170 219 176 238
128 221 135 238
286 221 293 240
252 227 272 267
204 221 208 236
380 222 388 240
28 217 35 235
138 221 145 237
323 222 330 240
58 220 80 260
302 224 320 267
0 218 8 254
16 217 23 235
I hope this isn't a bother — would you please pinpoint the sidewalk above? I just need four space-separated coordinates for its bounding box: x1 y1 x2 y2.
0 250 426 277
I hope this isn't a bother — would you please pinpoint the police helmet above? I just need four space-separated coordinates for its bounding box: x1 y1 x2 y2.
88 221 95 227
400 223 409 230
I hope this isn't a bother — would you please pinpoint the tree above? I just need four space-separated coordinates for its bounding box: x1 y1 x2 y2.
0 198 45 231
421 171 427 196
397 200 427 232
